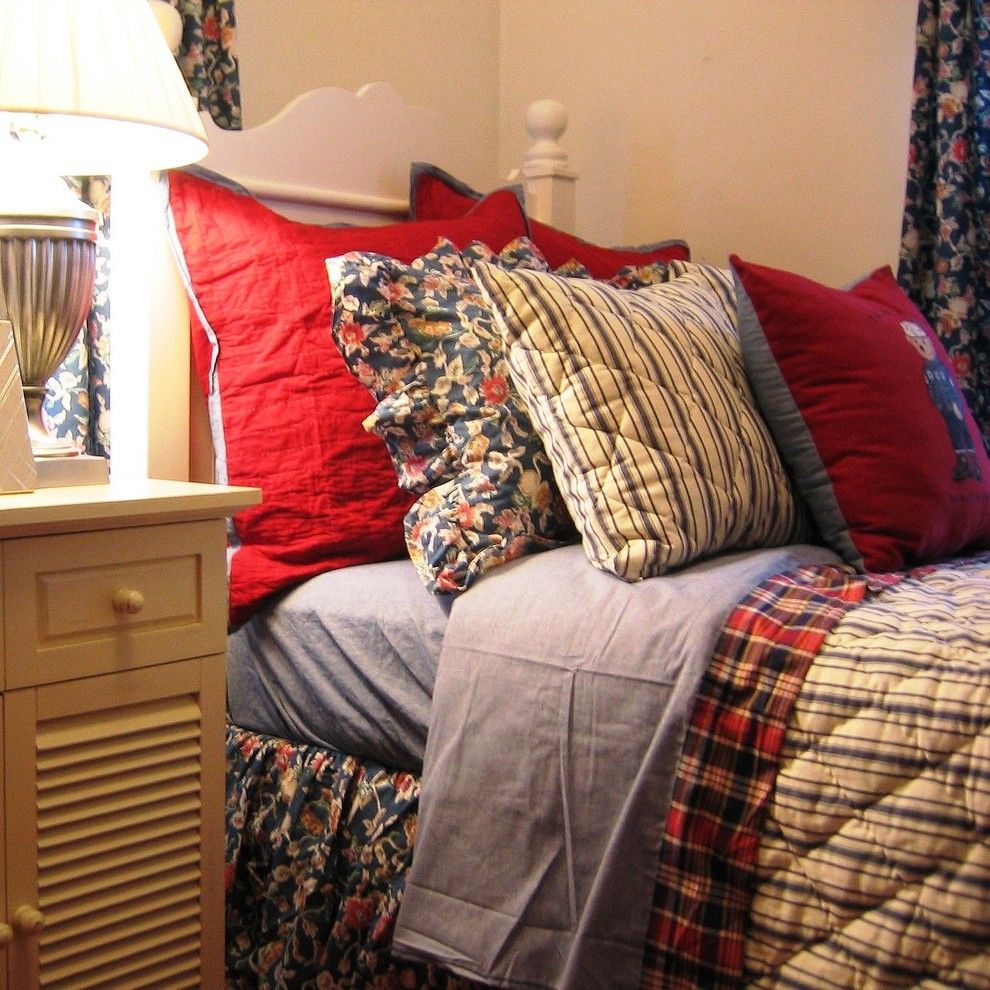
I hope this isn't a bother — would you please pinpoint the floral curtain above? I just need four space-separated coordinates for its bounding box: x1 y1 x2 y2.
898 0 990 450
175 0 242 131
48 178 112 457
44 0 240 457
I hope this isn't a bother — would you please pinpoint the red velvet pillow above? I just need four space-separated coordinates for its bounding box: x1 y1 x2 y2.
167 169 528 624
410 162 689 279
732 255 990 572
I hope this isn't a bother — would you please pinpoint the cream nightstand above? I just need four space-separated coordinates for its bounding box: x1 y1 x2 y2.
0 478 259 990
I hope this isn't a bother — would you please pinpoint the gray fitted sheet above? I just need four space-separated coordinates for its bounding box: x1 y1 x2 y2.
227 543 840 790
226 557 452 770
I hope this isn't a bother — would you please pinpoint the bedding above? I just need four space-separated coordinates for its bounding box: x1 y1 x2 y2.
393 541 840 989
166 169 529 625
410 161 691 277
224 549 990 989
166 89 989 990
733 255 990 571
473 260 811 581
644 552 990 989
225 726 445 990
327 237 575 593
216 233 988 988
226 556 451 771
744 553 990 988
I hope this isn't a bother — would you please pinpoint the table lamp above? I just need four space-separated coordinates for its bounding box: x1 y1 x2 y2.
0 0 208 475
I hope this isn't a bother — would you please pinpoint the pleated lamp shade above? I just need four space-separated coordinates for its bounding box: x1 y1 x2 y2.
0 0 208 176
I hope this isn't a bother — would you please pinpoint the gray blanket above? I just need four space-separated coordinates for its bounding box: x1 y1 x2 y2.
227 557 452 770
393 542 840 989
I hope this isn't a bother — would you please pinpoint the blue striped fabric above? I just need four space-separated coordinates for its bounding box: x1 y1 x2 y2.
746 552 990 988
474 260 810 582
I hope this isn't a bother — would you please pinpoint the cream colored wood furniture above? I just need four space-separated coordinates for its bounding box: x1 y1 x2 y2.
0 478 259 990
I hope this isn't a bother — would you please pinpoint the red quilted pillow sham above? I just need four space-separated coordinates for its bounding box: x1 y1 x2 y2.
732 256 990 572
167 169 529 624
410 162 690 279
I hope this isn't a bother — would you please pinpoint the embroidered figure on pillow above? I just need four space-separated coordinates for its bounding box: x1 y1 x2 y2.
901 320 982 481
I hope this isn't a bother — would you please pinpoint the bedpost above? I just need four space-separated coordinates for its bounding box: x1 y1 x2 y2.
512 99 577 233
111 169 192 482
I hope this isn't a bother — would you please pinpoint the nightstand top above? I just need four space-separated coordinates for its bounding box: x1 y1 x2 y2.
0 477 260 538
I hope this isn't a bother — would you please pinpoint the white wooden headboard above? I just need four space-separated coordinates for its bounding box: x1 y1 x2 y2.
123 83 576 483
195 83 462 226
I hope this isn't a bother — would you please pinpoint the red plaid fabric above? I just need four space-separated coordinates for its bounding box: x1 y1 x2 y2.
640 564 870 990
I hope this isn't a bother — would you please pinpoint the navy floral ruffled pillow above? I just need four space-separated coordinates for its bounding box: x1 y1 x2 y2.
554 257 675 289
327 237 575 593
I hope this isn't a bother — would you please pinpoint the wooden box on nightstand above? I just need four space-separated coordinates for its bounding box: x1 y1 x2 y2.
0 478 259 990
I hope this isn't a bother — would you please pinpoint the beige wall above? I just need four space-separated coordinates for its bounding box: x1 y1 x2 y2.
235 1 918 286
497 1 918 285
234 0 501 190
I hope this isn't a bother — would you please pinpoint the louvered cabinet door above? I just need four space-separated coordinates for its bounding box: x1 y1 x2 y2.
2 657 225 990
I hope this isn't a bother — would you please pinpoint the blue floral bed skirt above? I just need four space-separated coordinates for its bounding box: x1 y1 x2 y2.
225 724 478 989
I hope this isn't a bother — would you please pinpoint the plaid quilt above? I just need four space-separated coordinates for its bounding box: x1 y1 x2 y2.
642 554 990 990
641 563 869 989
745 554 990 989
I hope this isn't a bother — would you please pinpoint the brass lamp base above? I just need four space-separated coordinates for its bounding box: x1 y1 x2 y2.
0 207 99 463
23 384 81 458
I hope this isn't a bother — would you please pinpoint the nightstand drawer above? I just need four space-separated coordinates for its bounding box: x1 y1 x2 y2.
2 520 228 688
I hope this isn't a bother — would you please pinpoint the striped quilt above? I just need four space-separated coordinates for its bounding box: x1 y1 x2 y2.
643 554 990 990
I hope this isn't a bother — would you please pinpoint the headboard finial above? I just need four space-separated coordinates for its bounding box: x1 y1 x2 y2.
516 98 577 233
524 99 568 164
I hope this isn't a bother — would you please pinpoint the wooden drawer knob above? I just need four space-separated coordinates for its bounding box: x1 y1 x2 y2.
112 588 145 615
0 923 11 947
12 905 44 936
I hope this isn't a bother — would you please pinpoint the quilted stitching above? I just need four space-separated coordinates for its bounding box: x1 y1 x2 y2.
746 555 990 989
474 260 810 582
167 171 529 623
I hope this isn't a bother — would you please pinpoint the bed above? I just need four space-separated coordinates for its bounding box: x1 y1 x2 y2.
158 84 990 989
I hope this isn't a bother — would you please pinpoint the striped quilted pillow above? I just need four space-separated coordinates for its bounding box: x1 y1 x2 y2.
473 261 809 581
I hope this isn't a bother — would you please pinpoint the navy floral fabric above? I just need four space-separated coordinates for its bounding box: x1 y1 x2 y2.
226 725 480 989
899 0 990 450
175 0 242 130
553 257 675 290
328 237 575 593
